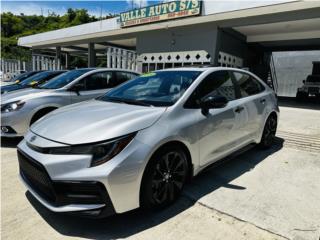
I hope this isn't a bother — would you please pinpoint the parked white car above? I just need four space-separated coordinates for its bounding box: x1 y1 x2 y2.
17 67 279 217
1 68 139 136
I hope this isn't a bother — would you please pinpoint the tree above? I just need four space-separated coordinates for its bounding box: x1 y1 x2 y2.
1 9 100 62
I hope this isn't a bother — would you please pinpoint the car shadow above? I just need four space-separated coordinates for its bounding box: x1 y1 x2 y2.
26 137 284 239
278 96 320 110
1 137 23 148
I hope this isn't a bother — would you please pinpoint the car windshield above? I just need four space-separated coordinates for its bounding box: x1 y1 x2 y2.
306 76 320 83
12 72 36 82
98 71 202 107
38 69 93 89
19 72 61 87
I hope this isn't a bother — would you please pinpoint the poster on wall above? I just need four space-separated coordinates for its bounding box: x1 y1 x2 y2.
120 0 202 28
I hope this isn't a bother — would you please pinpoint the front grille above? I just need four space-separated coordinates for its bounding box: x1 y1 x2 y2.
308 87 319 93
18 150 116 216
18 150 56 203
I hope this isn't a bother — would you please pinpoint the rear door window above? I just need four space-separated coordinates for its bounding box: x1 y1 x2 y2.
114 71 138 87
232 72 265 97
82 71 114 90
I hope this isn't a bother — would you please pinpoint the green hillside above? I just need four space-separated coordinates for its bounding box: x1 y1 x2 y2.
1 9 115 62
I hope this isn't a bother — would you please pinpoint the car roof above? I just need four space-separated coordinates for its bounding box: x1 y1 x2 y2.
44 70 66 72
83 68 140 74
156 66 252 74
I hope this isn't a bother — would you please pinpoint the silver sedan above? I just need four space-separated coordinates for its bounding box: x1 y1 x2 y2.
17 67 279 217
1 68 139 136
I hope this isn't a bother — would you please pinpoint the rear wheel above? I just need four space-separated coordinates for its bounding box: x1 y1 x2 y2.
259 114 277 149
141 146 189 209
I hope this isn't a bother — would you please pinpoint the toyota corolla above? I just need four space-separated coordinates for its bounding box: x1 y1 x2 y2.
17 67 279 217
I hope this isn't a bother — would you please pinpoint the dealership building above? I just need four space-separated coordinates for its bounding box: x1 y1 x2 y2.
18 0 320 92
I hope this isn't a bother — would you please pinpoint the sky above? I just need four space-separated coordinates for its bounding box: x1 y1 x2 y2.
0 0 162 17
1 0 293 17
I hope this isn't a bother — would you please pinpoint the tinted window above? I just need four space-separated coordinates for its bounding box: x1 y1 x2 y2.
115 71 138 86
12 71 39 82
99 71 201 107
82 71 113 90
233 72 265 97
186 71 236 108
19 71 64 86
39 69 93 89
306 75 320 83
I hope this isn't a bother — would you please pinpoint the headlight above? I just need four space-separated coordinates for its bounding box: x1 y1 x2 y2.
1 101 25 113
42 133 136 167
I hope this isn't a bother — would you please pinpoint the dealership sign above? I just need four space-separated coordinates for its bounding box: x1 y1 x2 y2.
120 0 202 27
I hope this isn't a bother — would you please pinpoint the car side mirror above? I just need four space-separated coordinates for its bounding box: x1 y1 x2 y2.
69 83 85 95
303 80 306 84
200 95 228 114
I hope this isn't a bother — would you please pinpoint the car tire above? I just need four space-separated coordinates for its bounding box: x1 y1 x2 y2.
140 146 189 210
296 91 308 101
259 114 277 149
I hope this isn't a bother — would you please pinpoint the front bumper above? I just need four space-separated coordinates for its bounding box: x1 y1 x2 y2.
17 132 152 216
298 87 320 95
18 149 115 217
1 109 31 137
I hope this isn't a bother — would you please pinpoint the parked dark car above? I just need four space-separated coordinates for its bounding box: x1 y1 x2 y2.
296 61 320 100
1 70 66 94
11 71 43 83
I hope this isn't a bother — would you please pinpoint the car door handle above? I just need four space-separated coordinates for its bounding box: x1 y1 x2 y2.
234 106 244 113
260 98 266 104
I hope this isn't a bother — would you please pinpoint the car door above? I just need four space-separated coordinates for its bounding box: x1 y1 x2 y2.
186 70 249 167
231 71 267 140
70 71 114 103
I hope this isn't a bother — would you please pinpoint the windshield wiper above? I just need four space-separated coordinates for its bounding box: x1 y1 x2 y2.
121 99 153 107
104 97 152 107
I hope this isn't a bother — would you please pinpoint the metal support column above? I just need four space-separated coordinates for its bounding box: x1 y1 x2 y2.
88 43 96 67
116 49 121 69
112 48 116 68
55 46 61 70
65 53 70 69
107 47 111 68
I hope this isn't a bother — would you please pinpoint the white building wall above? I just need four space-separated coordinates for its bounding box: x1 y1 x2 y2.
18 0 300 48
202 0 297 15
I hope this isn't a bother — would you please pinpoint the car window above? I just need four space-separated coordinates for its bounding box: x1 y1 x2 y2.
186 71 236 108
78 71 138 91
20 72 63 86
306 75 320 83
12 71 36 81
39 69 93 89
232 72 265 97
115 71 138 86
81 71 113 90
99 71 201 107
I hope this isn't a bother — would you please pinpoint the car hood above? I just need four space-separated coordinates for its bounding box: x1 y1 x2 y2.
31 100 167 145
1 88 53 104
1 84 25 94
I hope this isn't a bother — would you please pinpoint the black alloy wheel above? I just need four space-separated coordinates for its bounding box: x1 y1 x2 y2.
259 115 277 149
141 147 189 209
